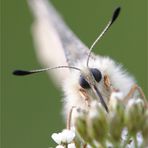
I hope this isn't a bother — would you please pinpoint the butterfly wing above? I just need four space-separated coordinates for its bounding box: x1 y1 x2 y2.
28 0 92 83
28 0 93 84
39 0 90 66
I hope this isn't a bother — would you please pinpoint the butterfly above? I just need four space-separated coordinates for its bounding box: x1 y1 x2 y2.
13 0 146 126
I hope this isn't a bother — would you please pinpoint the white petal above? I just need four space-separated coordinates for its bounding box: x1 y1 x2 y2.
68 143 76 148
136 98 144 105
61 129 75 143
51 133 62 145
86 144 92 148
127 98 136 108
111 92 123 100
56 145 65 148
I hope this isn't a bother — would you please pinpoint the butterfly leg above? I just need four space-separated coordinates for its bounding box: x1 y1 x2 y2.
66 106 76 129
79 88 91 107
123 84 147 105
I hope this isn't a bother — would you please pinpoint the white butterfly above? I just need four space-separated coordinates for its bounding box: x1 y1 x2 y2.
13 0 146 126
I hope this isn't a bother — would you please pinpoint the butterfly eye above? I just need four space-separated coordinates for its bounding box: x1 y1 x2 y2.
79 75 90 89
90 68 102 82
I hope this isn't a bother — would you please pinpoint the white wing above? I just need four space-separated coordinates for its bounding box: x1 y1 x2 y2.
27 0 91 84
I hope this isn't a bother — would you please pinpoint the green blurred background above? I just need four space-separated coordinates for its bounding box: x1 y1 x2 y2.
1 0 147 147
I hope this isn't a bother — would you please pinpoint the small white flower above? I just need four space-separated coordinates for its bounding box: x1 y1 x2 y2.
109 91 124 110
121 128 128 142
127 98 137 108
111 91 123 100
89 101 105 118
51 133 62 144
135 98 144 106
61 129 75 143
68 143 76 148
106 140 113 148
56 145 64 148
86 144 92 148
126 98 144 113
51 129 75 145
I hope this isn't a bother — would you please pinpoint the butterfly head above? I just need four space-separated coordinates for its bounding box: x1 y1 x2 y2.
78 67 109 112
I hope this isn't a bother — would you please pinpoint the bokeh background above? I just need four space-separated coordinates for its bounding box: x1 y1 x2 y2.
1 0 147 147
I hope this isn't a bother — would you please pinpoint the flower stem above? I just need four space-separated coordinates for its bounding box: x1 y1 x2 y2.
134 135 138 148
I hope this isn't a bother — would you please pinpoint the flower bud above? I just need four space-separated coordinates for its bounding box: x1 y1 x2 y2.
87 102 108 145
142 110 148 145
109 102 124 142
125 98 145 136
109 91 124 111
75 110 91 144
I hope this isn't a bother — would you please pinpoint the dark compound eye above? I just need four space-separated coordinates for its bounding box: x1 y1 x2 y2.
79 75 90 89
90 68 102 82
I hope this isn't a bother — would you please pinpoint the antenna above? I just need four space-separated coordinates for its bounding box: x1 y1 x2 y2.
13 66 81 76
86 7 121 67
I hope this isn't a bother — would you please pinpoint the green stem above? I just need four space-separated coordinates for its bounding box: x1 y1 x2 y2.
134 135 138 148
87 141 96 148
100 140 107 148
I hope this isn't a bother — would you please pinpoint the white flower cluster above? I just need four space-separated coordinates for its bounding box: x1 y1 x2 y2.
51 129 76 148
50 91 147 147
